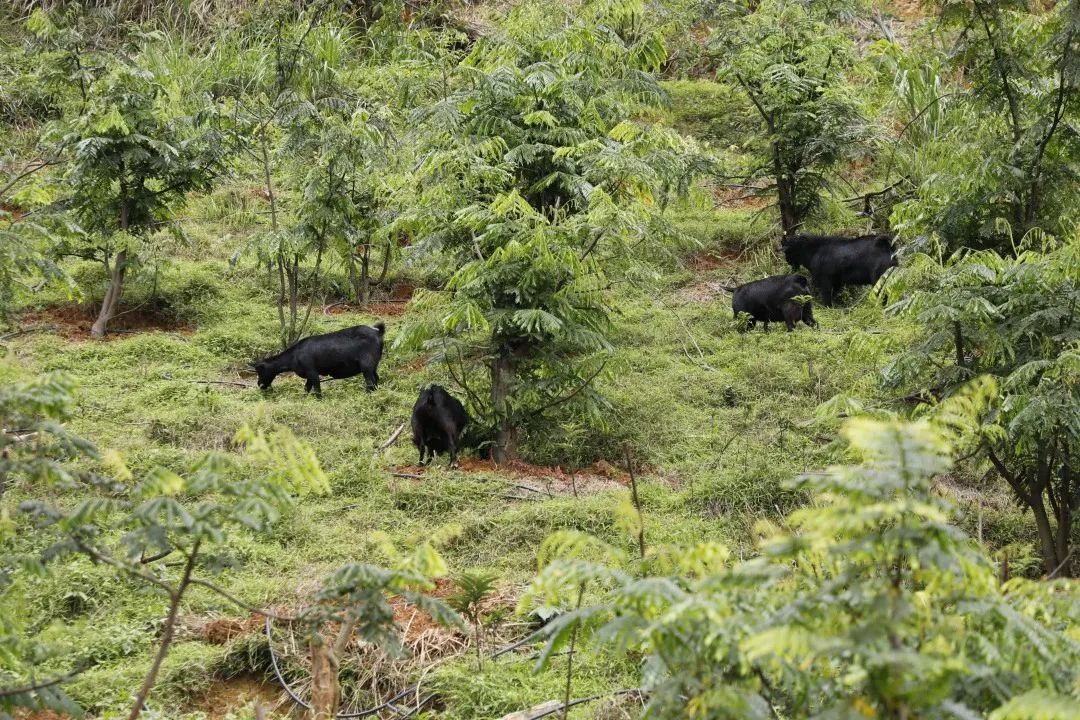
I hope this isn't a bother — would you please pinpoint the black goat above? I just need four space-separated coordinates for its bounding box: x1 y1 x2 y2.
781 233 897 305
411 384 469 467
253 323 385 397
732 274 817 331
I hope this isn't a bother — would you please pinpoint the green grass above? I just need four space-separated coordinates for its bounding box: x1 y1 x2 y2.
0 192 1036 718
1 196 1028 718
0 85 1035 720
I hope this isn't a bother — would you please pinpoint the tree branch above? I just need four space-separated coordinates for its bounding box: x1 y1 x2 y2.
0 670 80 699
526 362 607 419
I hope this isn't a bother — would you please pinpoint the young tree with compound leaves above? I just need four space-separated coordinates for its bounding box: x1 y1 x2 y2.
14 424 328 720
893 1 1080 250
524 418 1080 718
0 374 94 718
27 10 225 338
710 0 867 237
56 61 225 338
884 230 1080 576
397 0 703 463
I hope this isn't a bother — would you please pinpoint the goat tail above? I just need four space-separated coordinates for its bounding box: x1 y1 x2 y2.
374 321 386 335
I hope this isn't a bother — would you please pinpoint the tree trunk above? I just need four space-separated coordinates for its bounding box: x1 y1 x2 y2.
91 249 128 339
953 322 965 368
490 347 515 464
359 243 370 304
287 254 300 346
374 240 392 288
128 546 198 720
772 141 799 237
309 638 340 720
1030 490 1061 575
347 248 360 304
1054 460 1072 576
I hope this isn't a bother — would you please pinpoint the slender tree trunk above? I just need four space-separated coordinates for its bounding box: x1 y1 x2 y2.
474 622 483 673
490 347 515 464
288 254 300 345
359 243 370 304
295 233 325 341
772 143 799 237
1054 459 1072 575
561 584 585 720
309 638 340 720
347 248 361 304
260 127 279 233
128 545 199 720
374 240 391 288
1030 490 1061 575
276 251 288 349
91 249 129 339
953 322 965 368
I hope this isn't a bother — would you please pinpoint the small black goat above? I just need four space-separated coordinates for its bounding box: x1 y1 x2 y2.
732 274 818 332
253 323 385 397
411 384 469 467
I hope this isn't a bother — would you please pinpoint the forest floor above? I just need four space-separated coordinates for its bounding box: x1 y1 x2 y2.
1 78 1029 720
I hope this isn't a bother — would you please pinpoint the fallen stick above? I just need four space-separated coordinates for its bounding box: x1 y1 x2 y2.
515 483 547 494
323 301 347 315
189 380 255 388
390 472 424 479
0 326 54 342
374 421 407 456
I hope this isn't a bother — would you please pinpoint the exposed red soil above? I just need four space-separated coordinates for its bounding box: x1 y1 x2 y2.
178 613 263 644
400 354 431 372
392 457 633 495
389 282 415 301
12 710 72 720
19 304 193 341
0 201 27 221
890 0 927 20
191 674 285 720
686 248 741 272
386 576 517 649
390 579 457 646
204 615 263 644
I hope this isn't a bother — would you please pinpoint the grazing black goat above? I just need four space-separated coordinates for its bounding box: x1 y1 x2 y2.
732 274 818 332
253 322 385 397
411 384 469 468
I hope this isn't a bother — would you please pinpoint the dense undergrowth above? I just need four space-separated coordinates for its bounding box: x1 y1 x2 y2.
1 1 1077 719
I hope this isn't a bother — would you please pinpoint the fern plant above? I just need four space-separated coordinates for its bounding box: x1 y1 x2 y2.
448 569 499 672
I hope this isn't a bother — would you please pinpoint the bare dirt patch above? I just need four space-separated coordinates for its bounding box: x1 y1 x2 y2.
325 301 410 317
712 185 772 210
180 614 263 645
676 279 736 304
890 0 927 20
392 457 633 495
19 304 193 341
12 710 74 720
400 354 430 372
1 201 27 221
191 674 285 720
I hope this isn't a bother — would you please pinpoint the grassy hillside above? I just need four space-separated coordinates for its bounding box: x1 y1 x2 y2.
0 119 1029 718
2 2 1072 718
